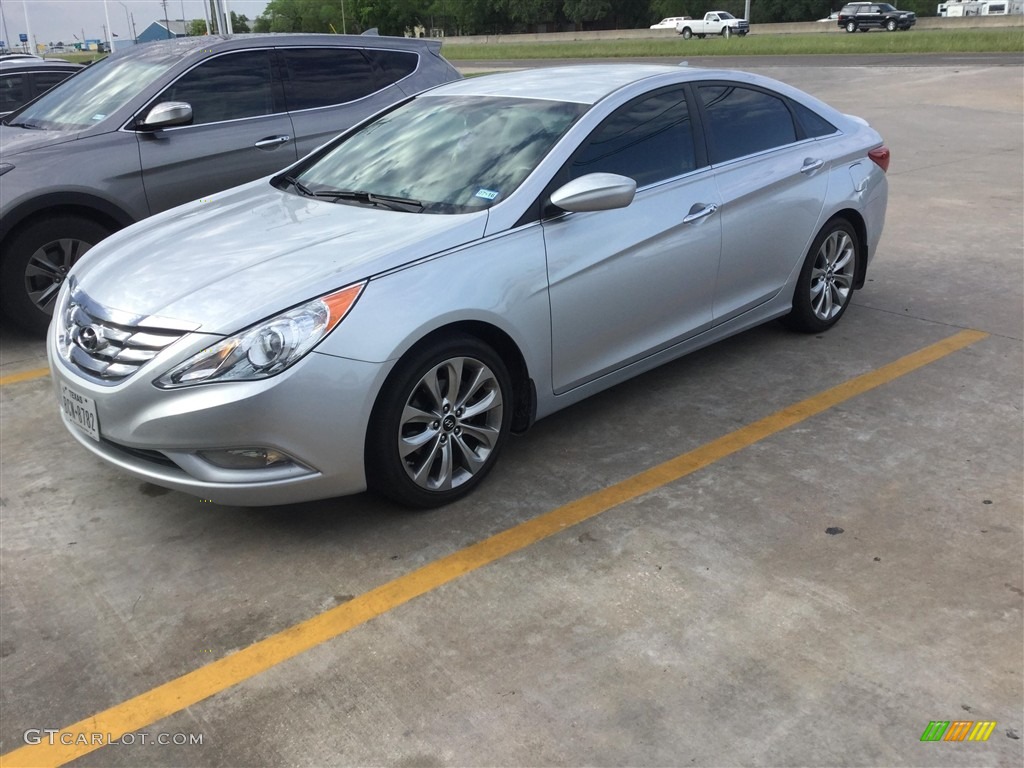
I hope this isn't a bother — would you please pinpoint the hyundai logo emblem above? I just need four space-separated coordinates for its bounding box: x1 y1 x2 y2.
77 325 107 352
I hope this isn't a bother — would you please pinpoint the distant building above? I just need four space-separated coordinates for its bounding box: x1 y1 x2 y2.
137 20 190 43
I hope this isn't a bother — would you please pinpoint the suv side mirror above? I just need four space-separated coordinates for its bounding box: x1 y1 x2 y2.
139 101 193 129
549 173 637 213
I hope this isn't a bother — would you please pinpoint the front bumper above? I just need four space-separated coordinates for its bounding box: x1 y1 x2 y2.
48 325 391 506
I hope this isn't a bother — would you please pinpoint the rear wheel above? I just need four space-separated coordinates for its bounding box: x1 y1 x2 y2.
0 215 111 336
886 18 898 31
845 20 857 32
366 334 512 508
782 218 860 334
681 27 692 39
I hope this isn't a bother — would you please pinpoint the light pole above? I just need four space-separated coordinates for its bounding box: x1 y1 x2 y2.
117 1 135 43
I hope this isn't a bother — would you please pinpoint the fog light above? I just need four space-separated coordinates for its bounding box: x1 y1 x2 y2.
198 448 295 470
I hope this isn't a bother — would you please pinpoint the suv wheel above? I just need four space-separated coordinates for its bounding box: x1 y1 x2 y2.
0 215 111 336
886 18 898 31
845 20 857 32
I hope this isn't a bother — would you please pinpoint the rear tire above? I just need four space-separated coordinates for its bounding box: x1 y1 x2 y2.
782 218 860 334
681 27 692 39
366 334 513 508
0 215 111 336
845 21 857 32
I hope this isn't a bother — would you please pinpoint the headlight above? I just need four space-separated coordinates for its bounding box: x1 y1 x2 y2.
155 282 365 388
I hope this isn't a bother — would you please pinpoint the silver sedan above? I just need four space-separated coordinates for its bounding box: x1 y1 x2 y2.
48 65 889 507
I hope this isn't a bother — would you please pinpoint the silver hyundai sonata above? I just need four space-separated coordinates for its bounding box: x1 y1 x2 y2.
48 65 889 508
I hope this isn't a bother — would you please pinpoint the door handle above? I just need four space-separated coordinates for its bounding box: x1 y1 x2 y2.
254 135 291 149
801 158 825 174
683 202 718 224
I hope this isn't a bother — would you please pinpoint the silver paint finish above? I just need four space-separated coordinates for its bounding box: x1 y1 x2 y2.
49 65 888 504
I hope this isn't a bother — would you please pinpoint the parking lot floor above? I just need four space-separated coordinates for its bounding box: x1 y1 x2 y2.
1 61 1022 766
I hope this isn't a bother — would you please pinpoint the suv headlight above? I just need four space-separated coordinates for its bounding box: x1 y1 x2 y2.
155 282 365 388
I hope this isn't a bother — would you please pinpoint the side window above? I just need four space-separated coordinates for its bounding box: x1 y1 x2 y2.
0 74 27 112
570 87 697 188
160 51 275 125
364 50 418 87
699 85 797 163
33 71 74 96
281 48 377 111
791 101 837 138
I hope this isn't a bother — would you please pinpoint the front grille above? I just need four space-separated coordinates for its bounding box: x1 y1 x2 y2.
58 287 191 385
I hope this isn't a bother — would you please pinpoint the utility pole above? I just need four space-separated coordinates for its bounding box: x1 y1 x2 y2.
102 0 115 51
161 0 171 38
744 0 752 22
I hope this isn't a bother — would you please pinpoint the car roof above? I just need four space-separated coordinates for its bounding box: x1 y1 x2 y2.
0 58 84 72
427 64 689 105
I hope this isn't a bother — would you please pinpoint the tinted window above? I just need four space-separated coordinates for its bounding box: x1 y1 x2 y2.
699 85 797 163
162 51 275 125
791 101 837 138
281 48 377 111
33 70 74 94
0 73 27 112
570 87 697 187
365 49 418 86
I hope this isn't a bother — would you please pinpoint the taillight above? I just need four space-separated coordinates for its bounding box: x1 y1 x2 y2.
869 146 890 173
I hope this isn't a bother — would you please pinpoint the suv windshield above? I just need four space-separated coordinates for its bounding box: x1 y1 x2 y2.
294 95 587 214
4 51 178 131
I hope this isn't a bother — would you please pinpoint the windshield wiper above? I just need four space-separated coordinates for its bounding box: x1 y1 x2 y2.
282 175 315 197
5 121 42 130
318 189 425 213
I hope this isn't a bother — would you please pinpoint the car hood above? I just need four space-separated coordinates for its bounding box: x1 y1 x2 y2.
0 123 81 156
71 180 489 334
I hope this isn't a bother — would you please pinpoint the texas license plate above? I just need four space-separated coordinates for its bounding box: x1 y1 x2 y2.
60 383 100 441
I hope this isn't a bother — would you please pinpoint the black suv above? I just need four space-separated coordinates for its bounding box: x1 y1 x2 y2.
837 3 916 32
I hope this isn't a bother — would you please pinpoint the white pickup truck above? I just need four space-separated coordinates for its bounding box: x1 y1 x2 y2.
676 12 750 38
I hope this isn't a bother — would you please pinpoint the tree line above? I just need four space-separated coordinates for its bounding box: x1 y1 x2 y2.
250 0 938 37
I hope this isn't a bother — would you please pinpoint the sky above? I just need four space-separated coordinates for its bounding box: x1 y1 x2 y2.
0 0 271 48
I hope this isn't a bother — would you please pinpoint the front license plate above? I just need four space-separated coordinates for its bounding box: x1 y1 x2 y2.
60 383 100 441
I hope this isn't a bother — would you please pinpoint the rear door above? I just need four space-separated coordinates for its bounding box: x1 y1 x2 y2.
135 49 297 214
696 83 831 324
280 46 419 158
542 86 722 394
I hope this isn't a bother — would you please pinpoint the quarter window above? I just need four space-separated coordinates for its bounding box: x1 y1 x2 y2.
570 87 697 187
160 51 275 125
281 48 377 111
365 49 418 86
699 85 798 163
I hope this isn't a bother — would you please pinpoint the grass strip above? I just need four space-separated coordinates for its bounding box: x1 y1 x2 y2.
441 29 1024 59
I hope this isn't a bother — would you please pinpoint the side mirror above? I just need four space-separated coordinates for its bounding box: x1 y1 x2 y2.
549 173 636 213
139 101 193 129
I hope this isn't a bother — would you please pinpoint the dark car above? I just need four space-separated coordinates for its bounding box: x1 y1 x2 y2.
0 34 461 335
0 57 83 116
837 3 917 32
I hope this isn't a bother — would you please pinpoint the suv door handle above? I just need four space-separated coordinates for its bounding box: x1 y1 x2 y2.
254 135 291 149
801 158 825 174
683 202 718 223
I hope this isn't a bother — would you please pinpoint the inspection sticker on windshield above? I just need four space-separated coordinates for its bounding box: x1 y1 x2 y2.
60 383 100 441
475 188 499 200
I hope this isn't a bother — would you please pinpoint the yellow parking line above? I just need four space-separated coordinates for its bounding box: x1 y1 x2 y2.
0 328 987 768
0 367 50 387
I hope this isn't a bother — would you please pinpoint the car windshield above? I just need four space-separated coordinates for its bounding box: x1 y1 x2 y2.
294 95 587 214
718 12 736 18
4 51 177 130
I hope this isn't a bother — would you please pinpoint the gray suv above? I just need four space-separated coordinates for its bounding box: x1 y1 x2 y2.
0 34 461 335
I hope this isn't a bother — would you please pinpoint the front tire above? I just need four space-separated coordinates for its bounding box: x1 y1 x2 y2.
0 215 111 336
886 19 898 31
782 218 860 333
366 334 512 508
721 26 732 38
